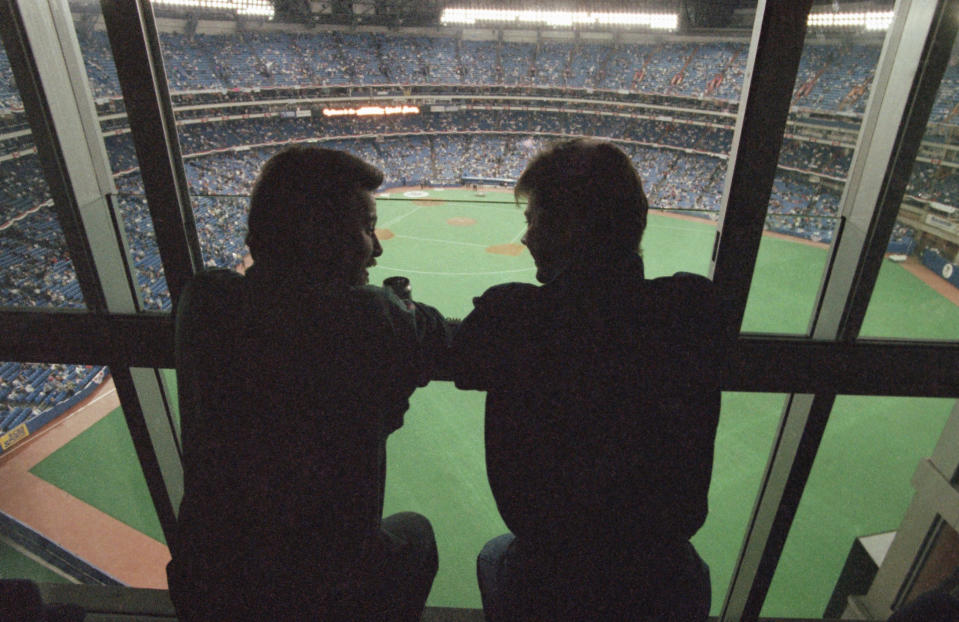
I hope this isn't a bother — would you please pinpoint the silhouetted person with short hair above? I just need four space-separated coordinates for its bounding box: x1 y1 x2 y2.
452 138 723 620
167 145 448 621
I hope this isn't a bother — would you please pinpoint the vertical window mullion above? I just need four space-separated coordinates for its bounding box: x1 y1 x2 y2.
722 1 956 620
709 0 813 337
100 0 203 304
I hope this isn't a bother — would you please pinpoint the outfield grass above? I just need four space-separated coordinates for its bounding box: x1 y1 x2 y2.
27 188 959 616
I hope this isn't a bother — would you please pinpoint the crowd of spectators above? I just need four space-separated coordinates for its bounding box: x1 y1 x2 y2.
3 21 959 125
908 161 959 206
28 28 959 119
0 209 82 309
780 139 853 179
765 174 842 242
0 362 106 435
0 45 22 111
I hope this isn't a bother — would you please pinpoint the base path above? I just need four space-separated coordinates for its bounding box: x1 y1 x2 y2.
0 379 170 588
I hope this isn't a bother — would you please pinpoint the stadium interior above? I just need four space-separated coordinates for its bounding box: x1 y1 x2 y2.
1 0 958 619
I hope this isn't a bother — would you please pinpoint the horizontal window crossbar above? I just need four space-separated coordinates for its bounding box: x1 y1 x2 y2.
0 310 955 396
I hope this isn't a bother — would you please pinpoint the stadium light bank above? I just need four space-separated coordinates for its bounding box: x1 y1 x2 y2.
440 8 679 30
322 105 421 117
808 11 894 31
152 0 274 19
440 7 894 32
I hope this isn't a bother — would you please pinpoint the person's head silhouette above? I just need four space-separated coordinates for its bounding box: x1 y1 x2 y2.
515 138 648 282
246 145 384 285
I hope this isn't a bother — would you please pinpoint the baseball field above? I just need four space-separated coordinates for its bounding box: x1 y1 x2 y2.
9 188 959 617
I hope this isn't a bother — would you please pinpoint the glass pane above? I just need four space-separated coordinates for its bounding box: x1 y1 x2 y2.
115 180 171 311
742 25 892 334
161 367 179 435
71 7 172 311
0 44 85 310
185 148 259 270
0 363 169 587
385 394 785 615
859 34 959 340
144 27 746 280
0 539 71 584
369 185 534 320
741 209 833 334
761 395 955 617
386 390 785 611
695 392 786 616
386 392 785 611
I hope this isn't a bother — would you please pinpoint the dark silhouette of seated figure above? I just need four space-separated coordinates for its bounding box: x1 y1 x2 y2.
452 139 723 621
167 146 449 621
887 565 959 622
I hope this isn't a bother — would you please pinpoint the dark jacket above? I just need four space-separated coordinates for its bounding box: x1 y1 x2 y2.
452 252 723 552
168 265 449 614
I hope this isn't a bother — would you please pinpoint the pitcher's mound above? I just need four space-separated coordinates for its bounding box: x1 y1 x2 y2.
487 243 526 256
414 198 446 206
447 217 476 226
375 228 394 240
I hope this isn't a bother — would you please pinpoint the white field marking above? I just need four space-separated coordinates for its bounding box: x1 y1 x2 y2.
510 226 526 244
88 387 118 407
380 204 426 228
394 234 488 248
374 265 535 276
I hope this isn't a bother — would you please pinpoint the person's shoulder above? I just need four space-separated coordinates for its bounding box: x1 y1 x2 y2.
650 271 715 288
647 272 718 302
647 272 724 331
189 268 243 288
180 269 244 315
473 282 539 309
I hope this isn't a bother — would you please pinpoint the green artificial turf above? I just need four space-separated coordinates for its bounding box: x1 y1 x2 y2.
762 396 955 618
29 407 166 545
382 382 506 608
0 539 70 583
742 234 830 334
862 260 959 340
693 392 788 611
25 188 959 615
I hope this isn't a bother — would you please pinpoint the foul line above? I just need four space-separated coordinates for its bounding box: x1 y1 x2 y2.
381 204 426 228
87 387 118 408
